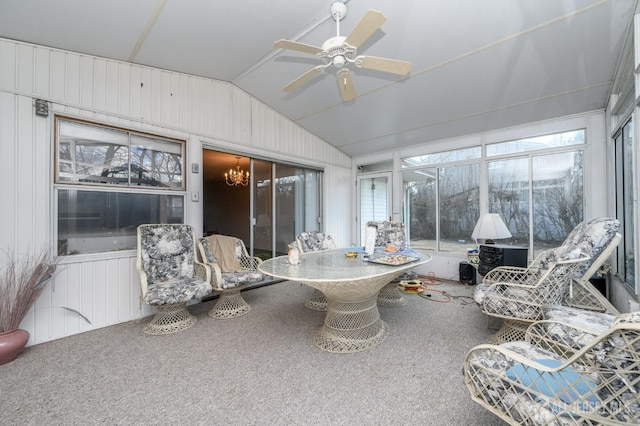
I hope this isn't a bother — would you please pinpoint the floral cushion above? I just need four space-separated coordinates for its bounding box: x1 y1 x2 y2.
561 217 619 279
366 221 407 247
591 314 640 422
542 305 616 350
220 271 264 288
144 279 212 305
296 231 335 253
140 224 197 285
138 224 212 305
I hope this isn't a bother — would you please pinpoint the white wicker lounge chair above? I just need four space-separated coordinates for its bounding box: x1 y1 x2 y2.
136 224 213 335
197 235 264 319
296 231 336 311
464 314 640 425
474 218 620 343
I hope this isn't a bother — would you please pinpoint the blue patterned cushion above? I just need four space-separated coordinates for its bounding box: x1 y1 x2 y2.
506 358 598 407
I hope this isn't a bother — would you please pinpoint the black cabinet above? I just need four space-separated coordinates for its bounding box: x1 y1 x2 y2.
478 244 528 276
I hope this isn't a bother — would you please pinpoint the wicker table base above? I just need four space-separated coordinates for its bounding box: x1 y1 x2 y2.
314 294 389 353
304 289 328 311
377 282 407 307
258 249 431 353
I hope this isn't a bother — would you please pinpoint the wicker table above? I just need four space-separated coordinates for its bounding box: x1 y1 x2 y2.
259 249 431 353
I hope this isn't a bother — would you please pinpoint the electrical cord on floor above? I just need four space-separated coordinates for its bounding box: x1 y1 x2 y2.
412 272 476 304
415 272 451 303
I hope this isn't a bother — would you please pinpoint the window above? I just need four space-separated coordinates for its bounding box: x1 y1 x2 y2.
488 151 584 256
55 116 186 255
403 129 585 255
404 164 480 252
614 119 635 288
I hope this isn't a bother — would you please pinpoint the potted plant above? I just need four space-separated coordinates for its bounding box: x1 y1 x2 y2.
0 248 57 365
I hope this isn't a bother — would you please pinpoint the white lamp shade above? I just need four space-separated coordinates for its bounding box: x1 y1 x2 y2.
471 213 512 241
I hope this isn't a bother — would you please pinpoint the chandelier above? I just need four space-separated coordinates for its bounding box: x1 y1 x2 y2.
225 157 250 186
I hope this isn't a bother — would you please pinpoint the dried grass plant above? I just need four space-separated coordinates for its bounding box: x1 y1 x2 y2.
0 248 58 333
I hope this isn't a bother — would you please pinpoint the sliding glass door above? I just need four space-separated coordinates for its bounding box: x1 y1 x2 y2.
202 149 322 260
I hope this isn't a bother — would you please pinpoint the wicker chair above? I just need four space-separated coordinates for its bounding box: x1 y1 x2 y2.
475 218 620 343
136 224 213 335
475 246 590 344
296 231 336 311
366 221 418 307
196 235 264 319
464 314 640 425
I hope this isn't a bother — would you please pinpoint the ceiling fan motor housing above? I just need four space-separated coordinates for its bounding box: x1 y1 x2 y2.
321 36 356 67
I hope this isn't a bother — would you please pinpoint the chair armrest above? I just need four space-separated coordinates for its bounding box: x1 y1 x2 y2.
484 281 537 300
483 267 537 286
565 278 620 315
136 267 149 299
239 253 262 271
205 262 223 290
195 261 212 284
248 255 262 270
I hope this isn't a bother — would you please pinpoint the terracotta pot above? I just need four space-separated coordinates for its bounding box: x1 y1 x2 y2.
0 329 30 365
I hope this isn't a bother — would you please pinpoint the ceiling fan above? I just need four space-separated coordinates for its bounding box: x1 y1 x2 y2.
273 1 411 102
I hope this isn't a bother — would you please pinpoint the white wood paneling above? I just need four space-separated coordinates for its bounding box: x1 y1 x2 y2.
0 37 351 345
0 91 17 250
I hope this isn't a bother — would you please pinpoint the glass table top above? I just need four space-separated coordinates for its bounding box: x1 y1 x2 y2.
259 248 431 283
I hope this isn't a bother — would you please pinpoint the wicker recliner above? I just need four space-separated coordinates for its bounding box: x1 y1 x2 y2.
464 314 640 425
136 224 213 335
474 218 620 344
296 231 336 311
366 221 418 307
196 235 264 319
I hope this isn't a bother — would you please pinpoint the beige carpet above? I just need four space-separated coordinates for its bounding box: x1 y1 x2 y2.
1 279 506 425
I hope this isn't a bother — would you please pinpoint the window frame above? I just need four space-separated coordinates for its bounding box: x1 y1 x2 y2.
401 128 586 256
53 115 188 257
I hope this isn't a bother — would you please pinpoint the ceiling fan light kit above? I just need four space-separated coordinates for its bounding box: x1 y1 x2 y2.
274 2 411 102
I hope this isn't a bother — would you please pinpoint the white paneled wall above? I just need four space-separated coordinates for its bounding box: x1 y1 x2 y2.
0 38 352 345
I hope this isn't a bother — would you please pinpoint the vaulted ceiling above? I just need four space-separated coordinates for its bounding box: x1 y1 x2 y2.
0 0 636 157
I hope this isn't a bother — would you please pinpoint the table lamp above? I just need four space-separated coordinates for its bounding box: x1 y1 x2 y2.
471 213 512 245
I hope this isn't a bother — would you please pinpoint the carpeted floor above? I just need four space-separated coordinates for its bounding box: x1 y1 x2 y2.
1 279 506 425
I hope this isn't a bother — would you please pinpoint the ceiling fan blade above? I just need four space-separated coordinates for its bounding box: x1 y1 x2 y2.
337 69 356 101
282 66 324 92
356 55 412 75
274 39 323 55
343 10 387 49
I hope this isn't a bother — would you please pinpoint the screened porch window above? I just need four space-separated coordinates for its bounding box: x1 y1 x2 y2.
403 129 585 255
55 116 186 256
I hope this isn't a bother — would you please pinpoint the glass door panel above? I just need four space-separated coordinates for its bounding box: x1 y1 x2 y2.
274 165 322 256
253 159 273 260
357 173 391 245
